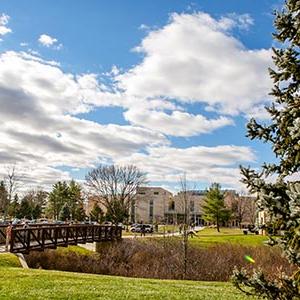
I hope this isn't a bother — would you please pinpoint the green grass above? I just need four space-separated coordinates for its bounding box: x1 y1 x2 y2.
55 245 93 255
158 225 180 234
190 227 268 247
0 267 257 300
0 253 22 268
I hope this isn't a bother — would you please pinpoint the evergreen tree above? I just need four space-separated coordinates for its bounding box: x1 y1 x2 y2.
68 180 85 221
90 203 104 223
8 194 20 218
0 181 9 218
74 202 86 221
17 198 32 219
48 181 70 220
232 1 300 298
59 203 71 221
202 183 230 232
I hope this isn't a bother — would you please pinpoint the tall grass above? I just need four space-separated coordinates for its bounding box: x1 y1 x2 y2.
25 239 295 281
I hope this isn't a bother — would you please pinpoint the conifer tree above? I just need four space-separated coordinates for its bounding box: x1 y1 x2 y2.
68 180 85 221
202 183 230 232
0 180 9 218
59 203 71 221
48 181 70 220
90 203 104 223
232 1 300 298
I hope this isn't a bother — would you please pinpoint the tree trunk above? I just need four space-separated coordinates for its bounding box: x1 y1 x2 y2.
217 215 220 232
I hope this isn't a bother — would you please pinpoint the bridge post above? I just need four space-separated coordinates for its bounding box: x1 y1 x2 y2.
41 228 45 250
26 229 31 253
10 228 15 253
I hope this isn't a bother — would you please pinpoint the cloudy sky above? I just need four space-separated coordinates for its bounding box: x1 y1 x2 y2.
0 0 282 193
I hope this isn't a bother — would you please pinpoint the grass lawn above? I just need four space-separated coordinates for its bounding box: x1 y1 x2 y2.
0 253 21 268
158 224 180 234
55 245 93 255
0 267 257 300
190 227 268 247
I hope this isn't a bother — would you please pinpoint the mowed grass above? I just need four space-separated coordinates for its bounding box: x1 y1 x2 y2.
55 245 92 255
190 227 268 247
0 253 21 268
0 232 263 300
0 267 257 300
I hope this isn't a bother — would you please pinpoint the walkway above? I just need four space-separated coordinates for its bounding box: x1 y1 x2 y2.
80 226 205 252
0 224 122 254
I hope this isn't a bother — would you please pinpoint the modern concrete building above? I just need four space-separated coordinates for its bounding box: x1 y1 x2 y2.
170 190 206 225
86 186 257 227
132 187 173 223
133 187 206 225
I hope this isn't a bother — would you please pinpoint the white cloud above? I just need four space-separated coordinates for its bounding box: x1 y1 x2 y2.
116 145 256 188
0 10 271 190
219 13 254 31
124 108 234 136
38 34 62 49
0 13 11 36
0 51 167 189
116 12 273 116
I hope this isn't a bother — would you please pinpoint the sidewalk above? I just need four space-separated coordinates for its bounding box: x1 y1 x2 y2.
0 245 7 253
80 226 205 252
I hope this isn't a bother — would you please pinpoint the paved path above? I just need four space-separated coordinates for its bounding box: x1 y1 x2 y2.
80 226 205 252
0 245 7 253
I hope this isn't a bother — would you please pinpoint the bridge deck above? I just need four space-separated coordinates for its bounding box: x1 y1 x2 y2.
0 224 122 254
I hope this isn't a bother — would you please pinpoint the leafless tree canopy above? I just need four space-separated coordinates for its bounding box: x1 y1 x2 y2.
85 164 147 223
230 193 257 227
5 165 19 202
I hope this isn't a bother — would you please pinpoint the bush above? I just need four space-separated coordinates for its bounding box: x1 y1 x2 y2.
25 239 295 281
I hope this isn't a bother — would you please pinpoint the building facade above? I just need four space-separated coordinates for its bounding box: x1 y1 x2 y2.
133 187 206 225
132 187 173 223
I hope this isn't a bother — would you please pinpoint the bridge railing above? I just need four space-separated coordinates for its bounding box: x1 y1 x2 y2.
8 225 122 254
0 223 67 245
0 225 6 245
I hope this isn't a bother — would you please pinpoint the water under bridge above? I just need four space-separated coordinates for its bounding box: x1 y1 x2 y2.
0 223 122 254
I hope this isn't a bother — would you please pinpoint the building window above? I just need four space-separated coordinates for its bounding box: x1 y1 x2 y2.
139 192 146 195
154 191 159 195
149 199 154 222
168 200 175 211
130 202 135 223
190 200 195 212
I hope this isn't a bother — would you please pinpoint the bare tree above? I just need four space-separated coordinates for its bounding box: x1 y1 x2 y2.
5 165 19 204
2 165 20 219
175 174 193 279
244 196 257 225
229 193 247 228
229 192 257 228
181 174 189 279
85 164 147 224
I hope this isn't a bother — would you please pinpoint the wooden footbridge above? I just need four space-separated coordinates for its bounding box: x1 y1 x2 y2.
0 224 122 254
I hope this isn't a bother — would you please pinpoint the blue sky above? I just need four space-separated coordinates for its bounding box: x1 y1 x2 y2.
0 0 282 192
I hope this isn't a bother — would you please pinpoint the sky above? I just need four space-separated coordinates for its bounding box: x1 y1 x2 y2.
0 0 283 193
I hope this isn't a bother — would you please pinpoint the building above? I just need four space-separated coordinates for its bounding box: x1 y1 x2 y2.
224 191 257 228
133 187 206 225
170 190 206 225
86 185 257 227
132 187 173 223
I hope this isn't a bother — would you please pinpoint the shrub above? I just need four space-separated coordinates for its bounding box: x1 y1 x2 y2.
25 239 295 281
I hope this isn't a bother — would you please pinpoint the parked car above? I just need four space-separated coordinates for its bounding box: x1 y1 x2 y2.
103 221 113 226
243 224 259 235
130 224 153 233
118 223 126 230
12 218 21 225
38 218 49 224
